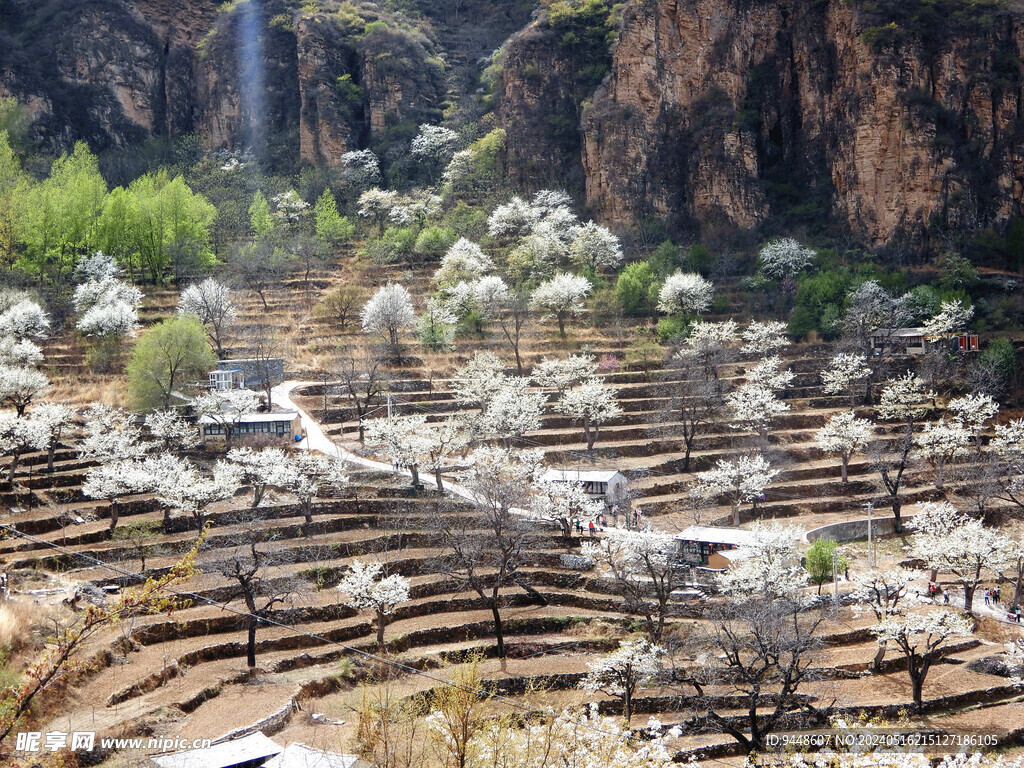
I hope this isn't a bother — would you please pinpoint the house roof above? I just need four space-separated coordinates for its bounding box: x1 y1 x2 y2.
676 525 761 547
264 743 371 768
198 412 298 424
541 469 624 483
873 327 927 338
716 547 755 562
151 732 281 768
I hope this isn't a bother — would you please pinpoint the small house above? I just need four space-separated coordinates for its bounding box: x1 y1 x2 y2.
199 411 302 445
675 525 761 567
265 743 372 768
151 732 281 768
540 469 628 510
217 358 285 392
209 367 245 391
871 328 928 356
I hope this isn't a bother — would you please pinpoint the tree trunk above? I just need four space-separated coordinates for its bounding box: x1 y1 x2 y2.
733 503 741 526
841 456 849 484
557 313 566 339
47 443 56 472
489 599 505 659
891 496 902 534
247 619 257 668
623 686 632 723
964 582 975 612
410 465 420 487
109 500 119 531
935 459 945 491
376 608 386 647
872 640 887 671
434 466 444 493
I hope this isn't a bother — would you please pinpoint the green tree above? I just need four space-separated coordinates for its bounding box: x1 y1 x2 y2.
0 131 28 272
615 261 658 315
249 190 275 238
127 316 217 409
314 188 354 246
805 538 849 594
19 142 107 278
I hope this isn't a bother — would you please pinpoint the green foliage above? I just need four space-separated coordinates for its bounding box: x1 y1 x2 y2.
314 189 355 245
977 337 1016 390
615 261 658 315
0 97 31 152
936 252 979 290
249 191 275 238
335 74 363 104
686 244 715 276
656 315 688 342
545 0 619 101
361 226 417 264
413 226 456 261
623 334 663 379
789 268 853 338
127 317 217 410
805 538 848 593
648 240 681 277
18 142 107 279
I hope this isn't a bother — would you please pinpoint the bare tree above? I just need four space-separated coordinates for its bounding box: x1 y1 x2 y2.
214 539 299 669
665 364 722 473
433 448 545 659
334 344 389 443
494 290 531 375
688 597 823 752
239 322 283 409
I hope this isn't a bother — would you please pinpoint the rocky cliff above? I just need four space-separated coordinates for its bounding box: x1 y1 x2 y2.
576 0 1024 245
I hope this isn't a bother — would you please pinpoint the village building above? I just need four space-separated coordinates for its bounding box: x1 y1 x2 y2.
199 411 302 446
674 525 761 568
151 732 282 768
540 468 629 510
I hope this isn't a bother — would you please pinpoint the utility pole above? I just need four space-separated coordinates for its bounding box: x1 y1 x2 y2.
832 550 839 617
866 502 875 568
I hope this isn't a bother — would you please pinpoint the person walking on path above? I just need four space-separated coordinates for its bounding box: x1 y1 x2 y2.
985 589 991 606
588 520 596 537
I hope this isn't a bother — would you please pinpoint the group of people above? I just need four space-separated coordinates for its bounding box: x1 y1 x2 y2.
927 582 1023 623
573 507 645 537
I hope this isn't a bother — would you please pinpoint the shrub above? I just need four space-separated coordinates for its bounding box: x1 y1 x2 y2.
656 315 687 342
413 226 457 261
615 261 657 315
361 227 417 265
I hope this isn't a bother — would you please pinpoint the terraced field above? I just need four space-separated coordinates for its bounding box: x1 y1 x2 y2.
5 262 1024 765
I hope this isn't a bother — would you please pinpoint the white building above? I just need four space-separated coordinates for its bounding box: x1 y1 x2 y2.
540 468 628 509
675 525 761 568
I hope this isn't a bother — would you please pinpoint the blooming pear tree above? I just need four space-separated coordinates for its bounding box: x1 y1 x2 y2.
0 410 48 485
872 610 974 711
417 297 458 351
743 356 795 392
150 456 240 530
923 299 974 338
361 283 416 347
0 364 49 416
530 272 591 338
433 238 493 288
726 383 790 442
815 411 874 483
410 124 459 162
913 418 970 490
340 149 381 190
73 254 142 343
177 278 237 358
690 454 779 526
757 238 815 279
556 378 622 450
909 501 1009 611
453 351 508 411
337 559 411 647
82 457 154 530
530 477 604 537
228 446 289 507
716 522 807 599
581 527 682 642
656 272 713 315
530 354 598 394
568 222 623 272
33 402 77 472
948 393 998 450
487 196 540 240
820 353 872 404
279 452 348 528
580 638 664 723
740 321 790 358
0 297 50 340
0 337 43 367
366 414 432 487
852 567 922 670
144 409 195 452
677 320 739 380
481 378 545 448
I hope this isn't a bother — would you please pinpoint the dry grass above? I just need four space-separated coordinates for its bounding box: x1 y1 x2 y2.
0 601 32 652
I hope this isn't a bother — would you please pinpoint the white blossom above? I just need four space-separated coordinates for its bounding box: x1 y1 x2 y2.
145 410 195 451
178 278 237 354
530 273 591 336
78 405 144 463
357 188 399 222
487 196 540 239
441 149 474 188
471 275 510 309
0 299 50 340
740 320 790 357
948 393 998 442
82 457 154 506
568 221 623 272
727 382 790 438
453 351 508 407
690 454 779 526
75 251 121 282
0 337 43 366
993 419 1024 459
923 299 974 337
0 410 49 480
657 271 713 315
815 411 874 483
716 521 806 599
74 270 142 340
556 378 623 450
433 238 493 288
530 189 574 214
913 419 970 490
530 478 604 533
481 378 545 445
821 353 871 396
337 559 410 621
580 638 664 721
0 365 49 416
361 283 416 346
876 371 935 422
743 356 795 392
757 237 815 279
531 354 598 393
409 124 459 160
270 190 309 222
341 149 381 189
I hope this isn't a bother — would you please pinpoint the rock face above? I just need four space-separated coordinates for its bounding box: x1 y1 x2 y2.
578 0 1024 244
